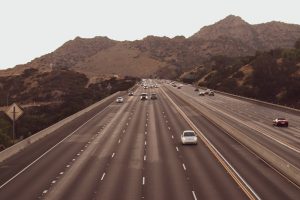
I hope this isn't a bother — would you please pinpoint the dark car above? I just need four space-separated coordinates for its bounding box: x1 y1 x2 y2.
140 93 148 100
150 93 157 100
273 118 288 127
194 88 199 92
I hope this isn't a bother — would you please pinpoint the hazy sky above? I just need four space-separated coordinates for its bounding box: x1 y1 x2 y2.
0 0 299 69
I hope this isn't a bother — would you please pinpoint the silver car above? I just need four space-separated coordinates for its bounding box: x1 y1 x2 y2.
181 130 198 145
116 97 124 103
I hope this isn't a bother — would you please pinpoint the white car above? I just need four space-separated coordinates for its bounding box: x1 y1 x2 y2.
116 97 124 103
181 130 198 145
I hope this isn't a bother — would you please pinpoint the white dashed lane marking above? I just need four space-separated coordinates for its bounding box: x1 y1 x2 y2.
101 173 106 181
182 163 186 171
142 177 145 185
192 191 197 200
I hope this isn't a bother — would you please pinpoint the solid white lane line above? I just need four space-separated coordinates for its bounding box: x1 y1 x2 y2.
192 191 197 200
142 177 145 185
182 163 186 171
101 173 106 181
176 147 179 152
112 153 115 158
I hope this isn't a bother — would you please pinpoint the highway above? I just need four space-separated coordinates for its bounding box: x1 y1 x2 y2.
0 80 299 200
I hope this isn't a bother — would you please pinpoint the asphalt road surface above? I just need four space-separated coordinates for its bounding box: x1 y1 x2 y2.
0 81 299 200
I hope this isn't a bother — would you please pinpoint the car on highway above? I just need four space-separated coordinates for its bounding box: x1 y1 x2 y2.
181 130 198 145
199 92 205 96
273 118 288 127
140 93 148 100
150 93 157 100
116 97 124 103
128 91 134 96
208 91 214 96
194 88 199 92
204 89 211 95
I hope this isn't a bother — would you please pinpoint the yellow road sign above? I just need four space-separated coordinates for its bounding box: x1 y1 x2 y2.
5 103 24 121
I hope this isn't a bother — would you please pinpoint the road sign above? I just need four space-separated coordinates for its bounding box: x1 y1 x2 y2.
5 103 24 121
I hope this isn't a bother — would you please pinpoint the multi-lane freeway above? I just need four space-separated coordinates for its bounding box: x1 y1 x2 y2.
0 80 299 200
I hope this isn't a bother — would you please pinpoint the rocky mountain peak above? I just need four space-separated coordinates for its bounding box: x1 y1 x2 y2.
218 15 249 26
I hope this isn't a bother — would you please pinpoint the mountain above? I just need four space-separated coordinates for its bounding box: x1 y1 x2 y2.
191 15 300 52
1 15 300 80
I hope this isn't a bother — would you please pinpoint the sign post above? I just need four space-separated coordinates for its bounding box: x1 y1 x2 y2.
5 103 24 144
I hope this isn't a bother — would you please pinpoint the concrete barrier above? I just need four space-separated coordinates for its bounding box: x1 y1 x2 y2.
0 92 120 162
165 86 300 186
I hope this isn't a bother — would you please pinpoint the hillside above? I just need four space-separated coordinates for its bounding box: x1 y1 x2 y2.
0 69 138 148
1 15 300 79
180 41 300 109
